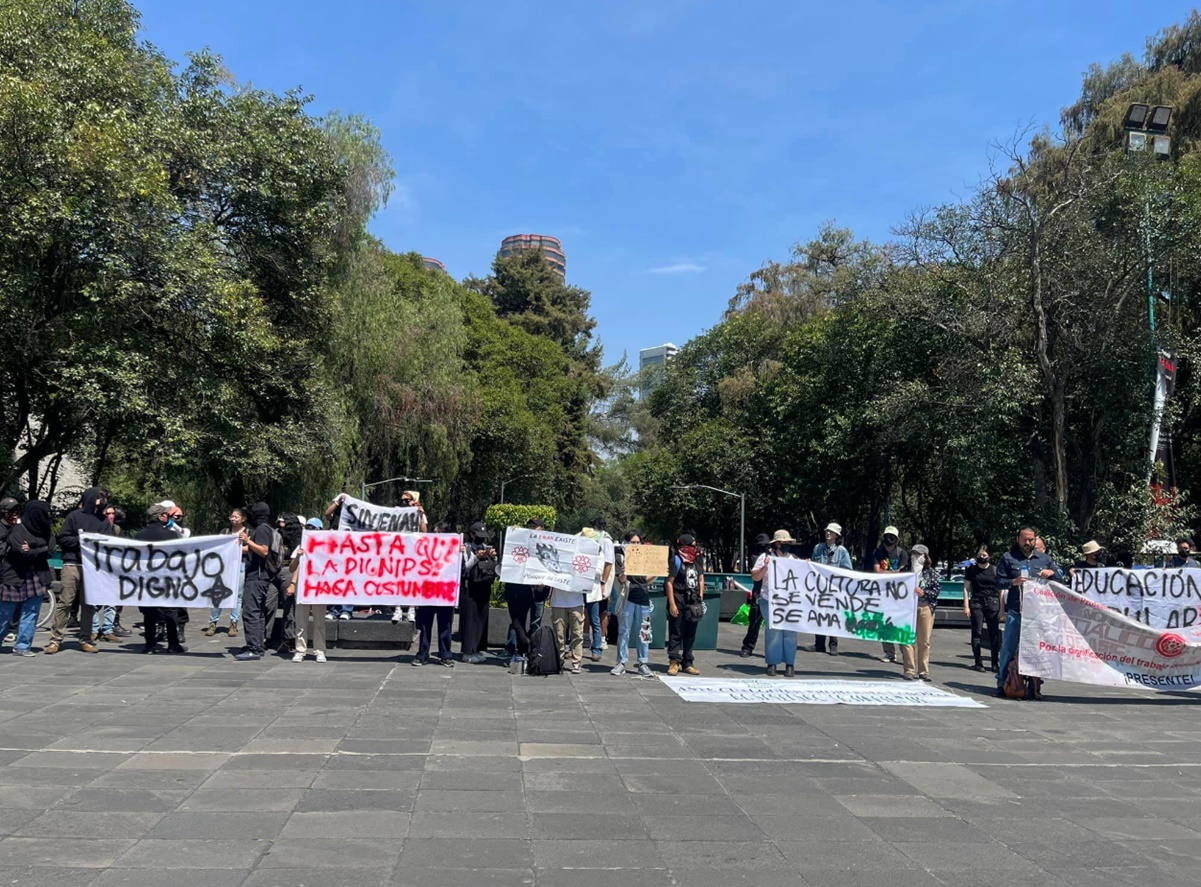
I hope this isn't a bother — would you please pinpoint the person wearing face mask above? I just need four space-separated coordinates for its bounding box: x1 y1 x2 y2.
137 504 186 653
1171 537 1198 568
902 544 940 682
739 533 773 658
751 530 798 677
809 522 852 656
0 500 54 656
459 521 497 664
48 487 116 655
235 502 276 661
412 522 456 667
963 545 1000 673
872 526 910 665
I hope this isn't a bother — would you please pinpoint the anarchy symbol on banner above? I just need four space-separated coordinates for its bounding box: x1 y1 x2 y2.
573 555 593 574
511 545 529 565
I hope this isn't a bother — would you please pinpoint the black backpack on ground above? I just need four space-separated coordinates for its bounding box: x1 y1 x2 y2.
527 623 562 676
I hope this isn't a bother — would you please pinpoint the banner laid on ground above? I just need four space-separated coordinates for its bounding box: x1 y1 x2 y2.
622 543 670 577
1072 567 1201 629
766 558 919 643
1020 581 1201 691
660 677 985 707
498 527 600 593
297 530 462 606
79 532 242 609
336 494 423 533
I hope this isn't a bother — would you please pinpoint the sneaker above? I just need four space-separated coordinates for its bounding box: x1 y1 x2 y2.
882 653 897 663
902 673 918 681
405 607 416 622
610 663 626 676
234 650 262 661
683 666 700 676
440 657 454 668
601 640 608 650
315 652 326 663
110 626 132 638
80 640 99 654
141 644 157 654
667 661 680 676
411 657 426 667
739 649 752 658
203 623 218 637
970 663 987 672
766 665 777 676
919 673 932 682
570 661 581 674
784 665 795 678
325 612 336 621
167 644 187 654
827 644 839 656
636 663 653 678
391 607 402 624
292 651 305 662
228 623 239 637
468 653 486 665
11 648 37 657
338 612 351 621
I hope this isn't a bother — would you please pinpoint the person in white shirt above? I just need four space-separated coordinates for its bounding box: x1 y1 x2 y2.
751 530 800 677
583 519 615 661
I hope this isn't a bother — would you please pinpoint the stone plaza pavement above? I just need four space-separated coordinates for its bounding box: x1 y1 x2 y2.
2 623 1201 887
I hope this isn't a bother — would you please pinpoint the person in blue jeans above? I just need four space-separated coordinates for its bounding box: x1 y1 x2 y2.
611 531 656 678
994 526 1059 698
206 507 248 637
581 522 615 661
752 530 800 677
0 501 55 656
809 522 853 655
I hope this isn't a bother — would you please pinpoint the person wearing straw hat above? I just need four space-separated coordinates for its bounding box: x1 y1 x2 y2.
751 530 800 677
1072 540 1104 576
808 522 852 656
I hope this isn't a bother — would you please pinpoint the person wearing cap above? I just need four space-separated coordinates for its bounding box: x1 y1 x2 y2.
137 504 186 654
459 521 497 664
389 491 427 624
901 544 940 681
1171 537 1198 569
872 526 910 664
751 530 799 677
809 522 852 656
287 517 328 663
739 533 773 658
666 532 705 676
963 544 1000 673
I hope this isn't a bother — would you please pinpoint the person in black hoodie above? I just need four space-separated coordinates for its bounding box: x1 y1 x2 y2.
236 502 276 661
136 504 186 654
47 487 115 654
0 500 54 655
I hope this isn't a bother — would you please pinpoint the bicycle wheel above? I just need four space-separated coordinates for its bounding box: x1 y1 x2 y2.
37 585 57 628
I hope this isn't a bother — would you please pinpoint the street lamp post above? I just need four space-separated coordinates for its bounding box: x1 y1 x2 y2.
499 473 536 504
671 483 746 572
360 476 433 501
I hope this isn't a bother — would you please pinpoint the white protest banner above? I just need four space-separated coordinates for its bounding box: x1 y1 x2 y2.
297 530 462 607
80 532 241 609
498 527 600 593
1020 581 1201 691
1072 567 1201 629
623 543 669 577
766 558 918 644
660 677 985 707
337 494 423 533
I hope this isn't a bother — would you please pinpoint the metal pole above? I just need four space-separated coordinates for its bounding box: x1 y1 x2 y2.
739 492 746 572
1146 197 1163 483
500 481 507 504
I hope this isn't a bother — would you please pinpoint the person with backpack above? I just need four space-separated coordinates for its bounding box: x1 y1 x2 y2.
412 522 456 667
666 532 705 676
459 521 497 664
0 500 54 656
235 502 278 661
611 530 655 677
503 518 549 666
809 522 853 656
47 487 116 655
137 503 187 654
752 530 799 677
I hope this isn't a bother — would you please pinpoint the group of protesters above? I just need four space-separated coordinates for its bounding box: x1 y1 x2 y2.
0 488 1148 698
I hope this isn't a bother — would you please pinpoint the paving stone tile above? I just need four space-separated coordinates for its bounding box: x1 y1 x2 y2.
311 770 422 791
2 866 104 887
531 839 663 870
295 789 415 812
414 789 525 812
258 839 401 869
178 788 305 812
280 811 410 840
245 869 393 887
2 837 136 868
147 811 289 840
199 769 318 789
16 811 164 839
115 838 267 869
90 869 250 887
402 838 534 870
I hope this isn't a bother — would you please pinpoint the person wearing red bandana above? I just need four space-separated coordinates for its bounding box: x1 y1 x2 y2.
666 533 704 676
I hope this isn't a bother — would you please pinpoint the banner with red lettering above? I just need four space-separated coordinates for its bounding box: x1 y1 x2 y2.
296 531 463 607
1019 581 1201 691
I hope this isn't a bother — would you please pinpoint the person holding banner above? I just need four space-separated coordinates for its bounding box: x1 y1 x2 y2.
0 500 54 656
752 530 798 677
235 502 276 661
739 533 773 658
581 523 615 662
1171 537 1198 568
460 522 497 664
206 507 248 638
873 526 909 665
47 487 115 655
288 518 327 663
809 523 852 656
900 544 939 681
412 522 456 668
136 504 186 654
994 526 1059 698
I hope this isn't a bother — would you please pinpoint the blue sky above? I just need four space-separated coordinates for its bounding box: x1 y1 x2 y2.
139 0 1195 368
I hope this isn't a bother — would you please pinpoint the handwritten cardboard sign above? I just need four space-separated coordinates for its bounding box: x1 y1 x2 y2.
623 543 669 577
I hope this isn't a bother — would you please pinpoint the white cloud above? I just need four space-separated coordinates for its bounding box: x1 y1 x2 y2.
648 261 706 275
